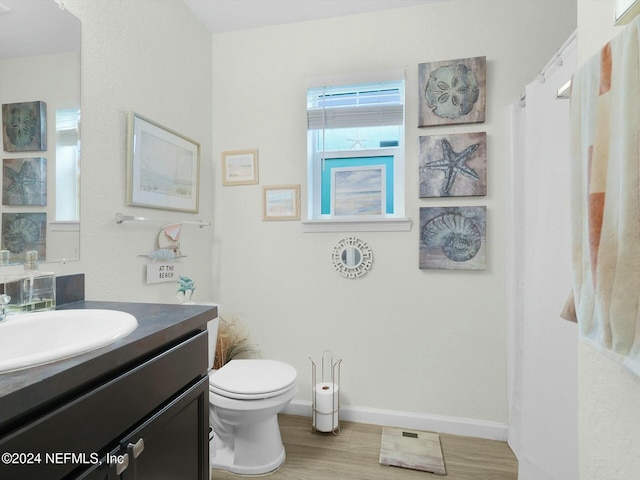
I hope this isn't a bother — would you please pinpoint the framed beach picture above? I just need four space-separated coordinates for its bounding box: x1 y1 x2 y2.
331 165 386 217
221 149 259 186
127 112 200 213
263 184 300 221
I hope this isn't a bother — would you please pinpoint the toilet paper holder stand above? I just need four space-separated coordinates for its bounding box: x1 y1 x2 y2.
309 350 342 435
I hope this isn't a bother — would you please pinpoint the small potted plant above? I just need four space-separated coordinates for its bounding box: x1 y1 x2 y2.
214 315 257 370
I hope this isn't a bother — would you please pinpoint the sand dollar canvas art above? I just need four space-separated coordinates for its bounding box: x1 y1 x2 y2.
418 56 486 127
2 101 47 152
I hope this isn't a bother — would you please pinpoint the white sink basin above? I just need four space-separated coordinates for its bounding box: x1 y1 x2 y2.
0 309 138 373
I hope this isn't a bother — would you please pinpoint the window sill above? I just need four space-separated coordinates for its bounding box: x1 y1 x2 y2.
302 217 412 233
50 221 80 232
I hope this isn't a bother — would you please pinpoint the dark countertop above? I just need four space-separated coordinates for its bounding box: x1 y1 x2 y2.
0 300 218 433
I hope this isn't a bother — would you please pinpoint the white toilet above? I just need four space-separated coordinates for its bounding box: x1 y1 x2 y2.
206 317 297 475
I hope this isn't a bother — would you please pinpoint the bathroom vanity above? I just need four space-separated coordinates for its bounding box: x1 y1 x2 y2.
0 300 216 479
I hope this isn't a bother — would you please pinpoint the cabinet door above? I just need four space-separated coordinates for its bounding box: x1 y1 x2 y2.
0 331 207 480
73 447 124 480
120 375 209 480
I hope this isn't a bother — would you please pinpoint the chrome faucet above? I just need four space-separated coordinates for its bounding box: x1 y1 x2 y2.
0 294 11 322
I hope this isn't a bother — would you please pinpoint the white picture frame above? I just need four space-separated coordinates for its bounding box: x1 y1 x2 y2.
331 165 386 217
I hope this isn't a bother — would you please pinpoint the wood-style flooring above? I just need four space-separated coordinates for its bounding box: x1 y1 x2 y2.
211 414 518 479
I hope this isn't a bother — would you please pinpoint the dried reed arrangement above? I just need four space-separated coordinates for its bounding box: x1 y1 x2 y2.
213 315 256 370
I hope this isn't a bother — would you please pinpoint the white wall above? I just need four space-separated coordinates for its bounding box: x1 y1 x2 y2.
577 1 640 478
211 0 576 433
61 0 214 303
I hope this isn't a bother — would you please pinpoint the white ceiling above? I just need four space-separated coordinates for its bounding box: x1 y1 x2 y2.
0 0 80 59
0 0 440 59
184 0 441 33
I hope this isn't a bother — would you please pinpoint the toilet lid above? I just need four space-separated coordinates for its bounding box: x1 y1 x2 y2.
209 359 297 397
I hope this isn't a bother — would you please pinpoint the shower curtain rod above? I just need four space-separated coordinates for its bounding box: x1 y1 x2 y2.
536 29 577 84
518 29 577 105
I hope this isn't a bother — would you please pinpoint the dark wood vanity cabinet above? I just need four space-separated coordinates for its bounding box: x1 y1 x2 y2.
0 329 210 480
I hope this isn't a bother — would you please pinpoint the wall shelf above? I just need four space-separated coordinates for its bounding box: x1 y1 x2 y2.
115 213 211 228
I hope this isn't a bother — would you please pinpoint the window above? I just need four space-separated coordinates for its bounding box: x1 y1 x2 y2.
305 77 409 231
55 109 80 222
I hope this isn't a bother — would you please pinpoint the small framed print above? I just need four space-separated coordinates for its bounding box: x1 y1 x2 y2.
263 184 300 221
222 149 259 186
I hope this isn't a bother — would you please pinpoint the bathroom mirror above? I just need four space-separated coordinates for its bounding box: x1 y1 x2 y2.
331 237 373 278
341 247 361 267
0 0 81 266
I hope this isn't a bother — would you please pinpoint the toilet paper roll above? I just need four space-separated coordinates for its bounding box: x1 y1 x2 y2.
314 412 339 432
314 382 339 414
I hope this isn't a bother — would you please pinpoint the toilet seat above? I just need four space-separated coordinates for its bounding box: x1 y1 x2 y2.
209 359 297 400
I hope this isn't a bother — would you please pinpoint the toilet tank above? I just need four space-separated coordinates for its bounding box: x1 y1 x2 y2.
183 302 219 370
207 316 219 371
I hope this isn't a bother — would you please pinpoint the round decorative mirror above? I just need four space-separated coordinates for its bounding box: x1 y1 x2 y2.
332 237 373 278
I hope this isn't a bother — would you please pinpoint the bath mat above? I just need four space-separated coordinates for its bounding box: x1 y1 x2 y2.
379 427 446 475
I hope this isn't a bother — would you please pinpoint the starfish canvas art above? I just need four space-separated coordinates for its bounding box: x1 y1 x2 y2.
2 157 47 206
419 132 487 198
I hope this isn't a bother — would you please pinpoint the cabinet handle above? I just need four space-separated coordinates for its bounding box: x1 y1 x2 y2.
128 438 145 458
114 452 129 476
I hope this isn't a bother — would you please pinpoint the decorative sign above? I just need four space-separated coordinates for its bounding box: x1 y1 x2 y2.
146 262 181 284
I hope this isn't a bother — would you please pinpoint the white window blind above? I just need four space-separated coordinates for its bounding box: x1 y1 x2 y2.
307 80 404 130
56 109 80 147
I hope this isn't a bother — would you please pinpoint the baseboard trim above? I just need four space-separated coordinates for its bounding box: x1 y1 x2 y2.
283 400 508 441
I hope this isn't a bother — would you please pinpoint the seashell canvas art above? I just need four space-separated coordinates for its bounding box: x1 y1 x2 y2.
418 56 486 127
419 206 486 270
1 212 47 262
419 132 487 198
